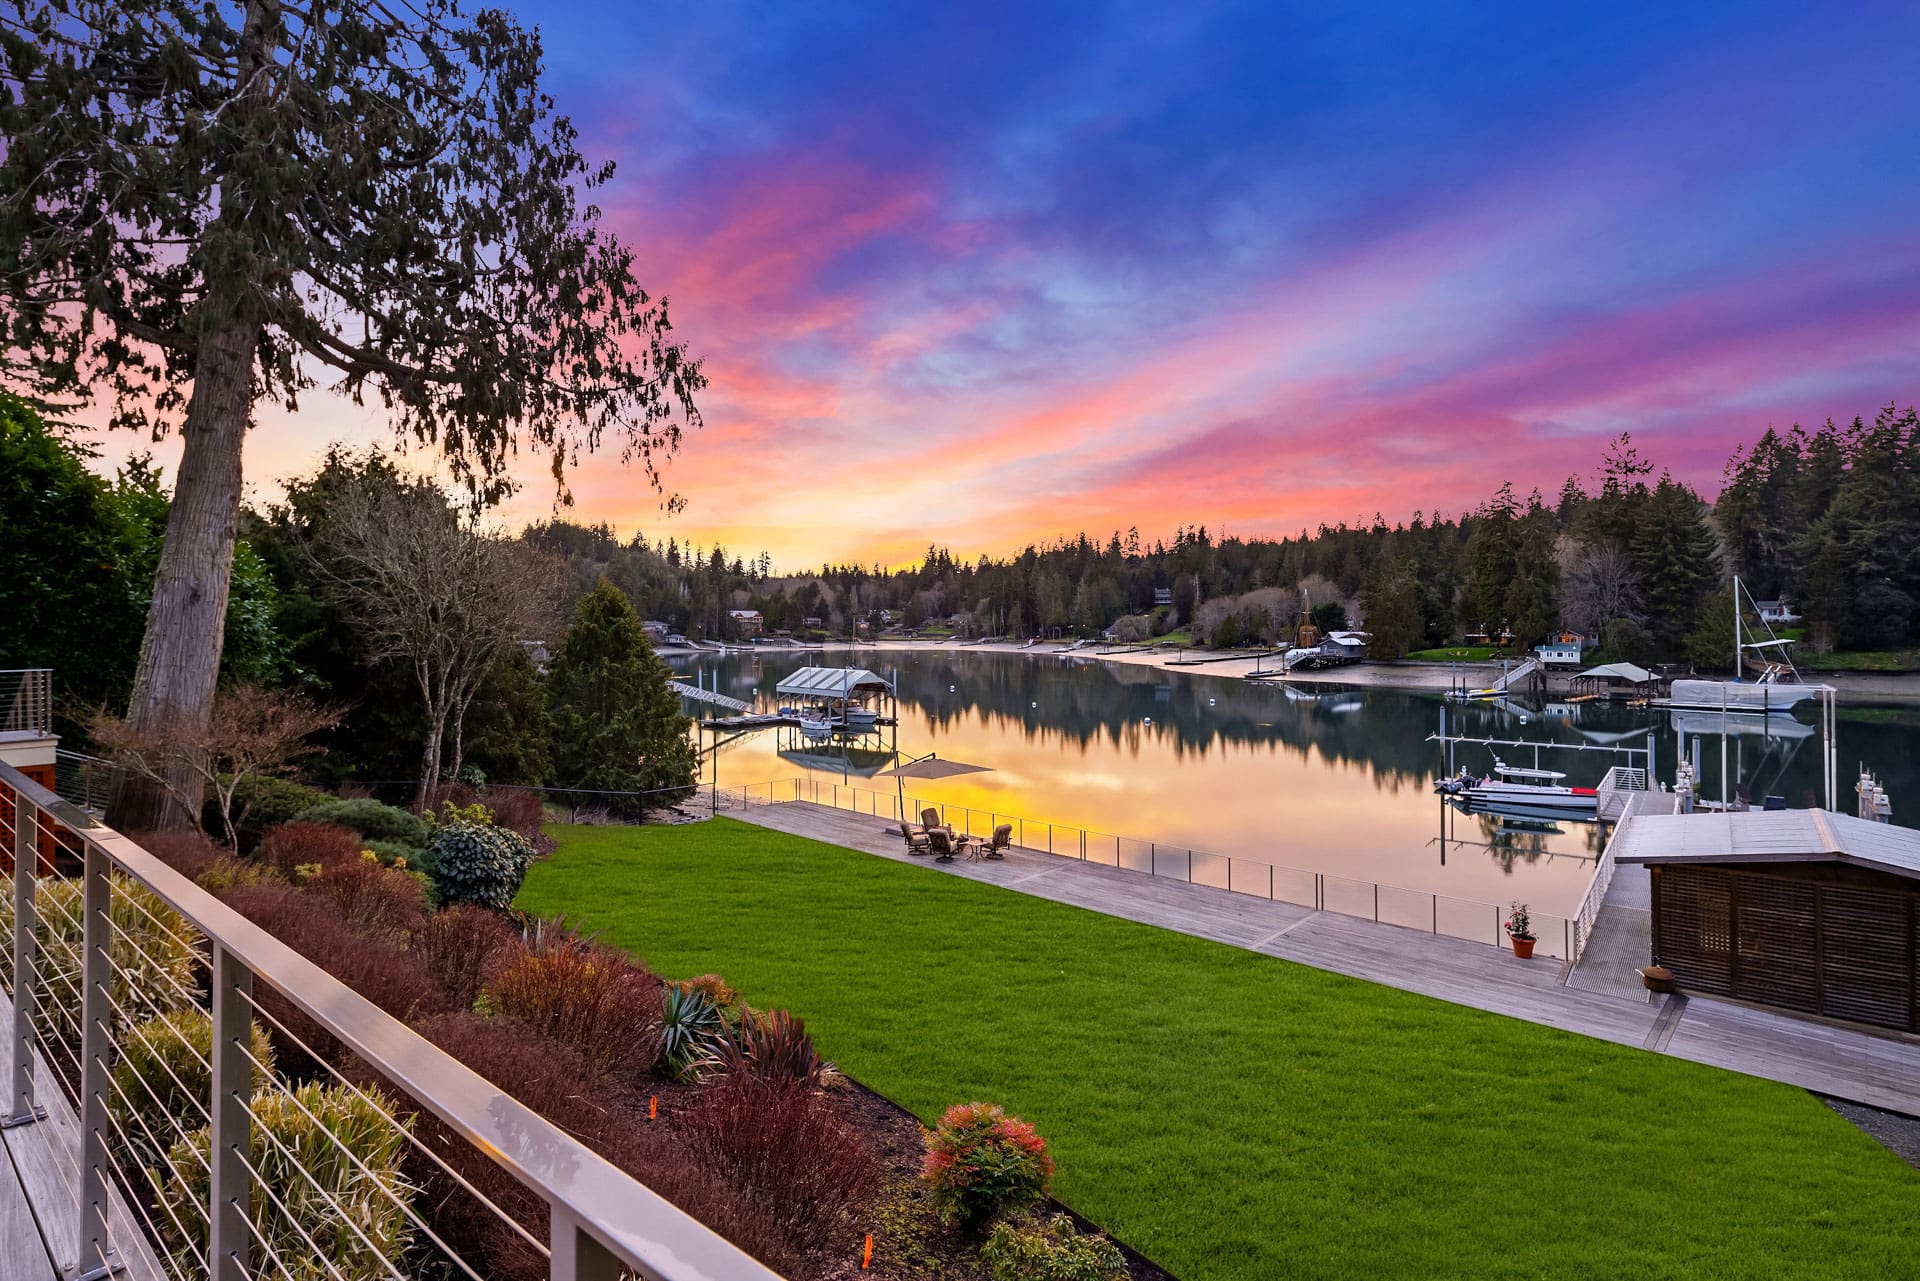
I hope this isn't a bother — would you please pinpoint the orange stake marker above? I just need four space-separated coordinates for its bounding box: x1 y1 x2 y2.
649 1095 658 1121
862 1234 873 1269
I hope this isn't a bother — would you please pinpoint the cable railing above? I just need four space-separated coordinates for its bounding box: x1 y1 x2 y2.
1 668 52 737
1 759 783 1281
718 776 1586 959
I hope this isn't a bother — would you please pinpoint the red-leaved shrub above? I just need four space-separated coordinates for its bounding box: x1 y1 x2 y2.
477 786 555 856
309 860 429 937
382 1013 616 1281
681 1076 881 1247
415 906 516 1009
218 883 443 1072
128 828 227 881
922 1102 1055 1229
487 938 661 1077
256 821 364 876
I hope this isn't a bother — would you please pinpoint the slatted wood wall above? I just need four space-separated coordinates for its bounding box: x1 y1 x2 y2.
1652 862 1919 1032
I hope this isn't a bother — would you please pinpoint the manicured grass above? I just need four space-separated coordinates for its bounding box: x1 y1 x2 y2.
521 821 1919 1281
1405 645 1499 661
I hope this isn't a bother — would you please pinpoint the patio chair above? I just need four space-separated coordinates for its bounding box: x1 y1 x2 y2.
983 823 1012 859
899 820 932 856
921 807 954 838
929 828 959 863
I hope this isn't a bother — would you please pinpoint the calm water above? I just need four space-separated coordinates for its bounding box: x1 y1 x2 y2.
671 649 1920 916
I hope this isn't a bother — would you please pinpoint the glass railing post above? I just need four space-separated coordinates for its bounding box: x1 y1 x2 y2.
5 792 45 1128
78 840 118 1279
209 943 254 1281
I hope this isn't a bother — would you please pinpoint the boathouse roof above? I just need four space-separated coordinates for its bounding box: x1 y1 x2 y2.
1576 661 1655 684
1614 808 1920 882
775 666 894 699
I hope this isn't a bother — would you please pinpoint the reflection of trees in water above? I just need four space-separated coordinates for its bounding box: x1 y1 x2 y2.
698 653 1920 829
714 652 1617 792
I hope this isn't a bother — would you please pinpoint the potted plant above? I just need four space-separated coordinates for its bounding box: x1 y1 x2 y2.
1505 903 1537 959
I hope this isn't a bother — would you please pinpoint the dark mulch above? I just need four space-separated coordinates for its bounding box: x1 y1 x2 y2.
1825 1096 1920 1170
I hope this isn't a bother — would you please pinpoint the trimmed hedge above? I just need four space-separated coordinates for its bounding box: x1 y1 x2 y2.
294 798 430 849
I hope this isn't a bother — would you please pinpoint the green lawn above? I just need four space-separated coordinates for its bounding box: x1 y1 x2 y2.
521 820 1919 1281
1405 645 1499 662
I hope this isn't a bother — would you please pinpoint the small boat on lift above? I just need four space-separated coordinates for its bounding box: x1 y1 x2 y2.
1434 759 1598 814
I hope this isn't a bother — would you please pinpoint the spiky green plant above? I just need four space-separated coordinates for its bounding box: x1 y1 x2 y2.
110 1007 274 1180
160 1082 415 1281
657 984 724 1082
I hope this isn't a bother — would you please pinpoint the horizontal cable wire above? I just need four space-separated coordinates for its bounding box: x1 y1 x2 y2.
234 984 550 1261
96 1107 206 1280
226 1133 374 1281
225 1035 491 1281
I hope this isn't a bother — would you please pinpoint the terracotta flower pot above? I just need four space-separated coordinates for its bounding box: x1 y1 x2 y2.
1641 965 1675 993
1510 935 1536 959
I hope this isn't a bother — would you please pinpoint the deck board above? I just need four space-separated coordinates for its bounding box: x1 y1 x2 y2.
0 992 172 1281
734 800 1920 1114
0 1120 55 1281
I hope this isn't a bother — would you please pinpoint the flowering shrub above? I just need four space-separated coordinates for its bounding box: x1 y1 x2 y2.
425 819 534 912
922 1102 1055 1229
981 1214 1128 1281
1506 902 1535 941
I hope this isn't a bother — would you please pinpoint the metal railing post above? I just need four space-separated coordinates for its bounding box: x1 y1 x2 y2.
78 841 118 1279
551 1207 624 1281
209 944 253 1281
6 792 46 1128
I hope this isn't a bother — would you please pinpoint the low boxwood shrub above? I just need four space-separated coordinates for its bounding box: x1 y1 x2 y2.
294 798 430 849
424 820 534 912
981 1214 1129 1281
159 1081 414 1281
213 775 334 851
923 1102 1056 1229
111 1007 274 1177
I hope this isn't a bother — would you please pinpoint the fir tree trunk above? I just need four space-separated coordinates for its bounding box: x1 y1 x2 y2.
111 309 259 831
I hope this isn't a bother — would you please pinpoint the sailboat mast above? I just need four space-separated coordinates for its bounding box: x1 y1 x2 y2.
1733 575 1742 680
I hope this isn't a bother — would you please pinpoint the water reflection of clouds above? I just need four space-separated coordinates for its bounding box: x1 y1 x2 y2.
686 651 1917 908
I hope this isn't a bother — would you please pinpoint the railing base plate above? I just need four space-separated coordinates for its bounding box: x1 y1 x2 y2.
0 1103 48 1129
72 1255 126 1281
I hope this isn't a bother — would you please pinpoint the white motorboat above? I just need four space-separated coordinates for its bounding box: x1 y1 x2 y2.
1434 759 1598 814
797 718 834 742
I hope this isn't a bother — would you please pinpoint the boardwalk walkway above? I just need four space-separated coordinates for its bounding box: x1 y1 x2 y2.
737 801 1920 1115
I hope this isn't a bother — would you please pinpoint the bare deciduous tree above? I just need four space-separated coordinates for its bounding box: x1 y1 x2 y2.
309 475 559 809
1560 539 1647 639
91 685 340 848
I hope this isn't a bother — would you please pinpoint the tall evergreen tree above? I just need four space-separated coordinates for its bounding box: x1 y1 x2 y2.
1631 475 1724 653
546 582 697 808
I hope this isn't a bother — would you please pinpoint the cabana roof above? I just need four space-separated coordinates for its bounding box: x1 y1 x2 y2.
1575 662 1654 684
1615 808 1920 883
775 666 894 700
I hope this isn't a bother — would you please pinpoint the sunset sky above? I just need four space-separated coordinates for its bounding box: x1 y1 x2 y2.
90 2 1920 569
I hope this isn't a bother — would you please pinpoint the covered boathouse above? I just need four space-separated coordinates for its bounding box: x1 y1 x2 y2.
1615 808 1920 1033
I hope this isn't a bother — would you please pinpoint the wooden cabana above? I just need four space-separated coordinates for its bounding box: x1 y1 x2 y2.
1616 809 1920 1032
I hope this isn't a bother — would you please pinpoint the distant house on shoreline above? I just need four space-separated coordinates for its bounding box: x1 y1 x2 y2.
1755 599 1800 625
642 620 670 643
728 609 764 637
1536 630 1585 668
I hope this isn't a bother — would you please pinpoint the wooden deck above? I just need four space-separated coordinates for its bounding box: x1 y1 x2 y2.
0 990 169 1281
736 800 1920 1115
